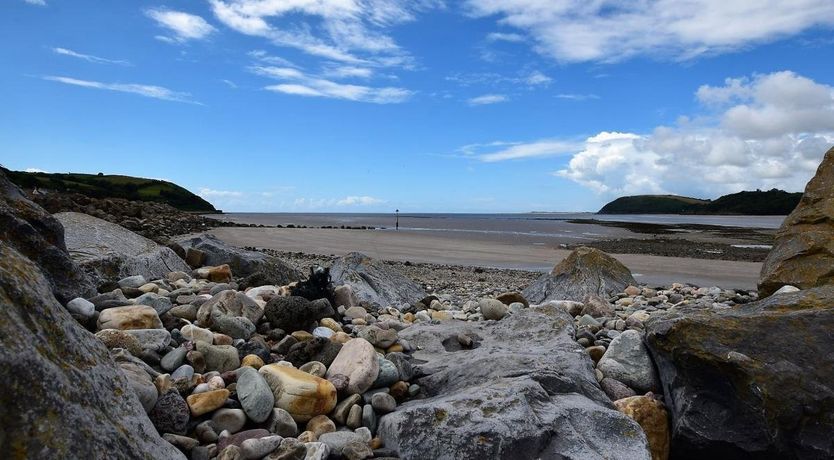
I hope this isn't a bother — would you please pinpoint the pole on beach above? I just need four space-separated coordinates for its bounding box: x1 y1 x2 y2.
395 209 399 231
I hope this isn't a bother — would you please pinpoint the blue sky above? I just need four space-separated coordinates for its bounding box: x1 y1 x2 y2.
2 0 834 212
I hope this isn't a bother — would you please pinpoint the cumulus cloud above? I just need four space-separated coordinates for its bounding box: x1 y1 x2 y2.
464 0 834 62
467 94 508 105
42 76 200 104
146 8 216 43
52 47 131 66
209 0 436 67
250 64 411 104
555 71 834 197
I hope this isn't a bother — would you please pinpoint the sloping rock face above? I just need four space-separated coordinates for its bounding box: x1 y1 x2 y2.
378 305 651 459
175 233 301 287
55 211 189 286
329 252 427 309
645 287 834 459
0 172 94 303
523 247 636 303
0 241 185 459
759 147 834 297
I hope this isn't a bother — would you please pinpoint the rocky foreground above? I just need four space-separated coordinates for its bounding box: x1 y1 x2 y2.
1 148 833 460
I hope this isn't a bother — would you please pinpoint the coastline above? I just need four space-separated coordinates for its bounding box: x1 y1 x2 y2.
207 226 764 290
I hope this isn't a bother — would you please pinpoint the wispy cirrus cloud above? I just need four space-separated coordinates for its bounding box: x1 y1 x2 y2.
52 47 131 66
42 76 200 104
461 139 582 161
556 93 600 101
209 0 437 69
487 32 524 43
250 58 412 104
146 8 216 43
467 94 508 106
464 0 834 63
24 0 47 6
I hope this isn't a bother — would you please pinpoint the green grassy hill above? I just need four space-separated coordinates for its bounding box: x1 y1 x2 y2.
599 189 801 215
3 168 217 212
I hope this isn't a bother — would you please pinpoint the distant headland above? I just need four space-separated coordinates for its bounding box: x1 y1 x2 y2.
598 189 802 215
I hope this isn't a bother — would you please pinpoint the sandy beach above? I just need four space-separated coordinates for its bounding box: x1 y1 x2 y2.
209 226 763 289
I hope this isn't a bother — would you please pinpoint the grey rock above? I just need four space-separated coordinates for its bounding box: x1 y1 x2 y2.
56 211 190 286
124 328 171 352
346 405 363 429
385 352 413 382
329 252 427 308
600 378 637 401
376 304 650 460
196 341 241 373
213 408 247 434
372 357 399 389
89 289 131 310
118 275 147 289
267 408 299 437
241 435 283 460
175 233 302 287
264 296 335 335
523 247 636 303
646 286 834 459
357 325 398 348
332 394 362 425
237 366 275 423
597 329 659 393
163 433 199 452
478 298 508 321
0 171 96 303
197 290 262 339
318 431 367 457
303 442 330 460
266 437 306 460
161 346 188 372
362 404 376 434
148 390 190 435
66 297 95 320
118 361 158 413
135 292 173 316
171 364 194 381
371 392 396 414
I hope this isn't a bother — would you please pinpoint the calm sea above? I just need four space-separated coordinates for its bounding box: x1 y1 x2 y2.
207 212 785 243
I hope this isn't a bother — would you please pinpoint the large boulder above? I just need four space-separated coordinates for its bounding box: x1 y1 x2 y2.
0 170 94 303
55 211 189 286
645 287 834 459
329 252 427 309
523 247 636 303
174 233 302 287
377 304 651 459
0 240 185 459
759 147 834 297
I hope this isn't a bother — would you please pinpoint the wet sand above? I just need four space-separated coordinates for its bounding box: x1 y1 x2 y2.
209 226 763 290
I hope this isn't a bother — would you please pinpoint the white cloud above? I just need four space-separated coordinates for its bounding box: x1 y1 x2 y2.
336 195 385 206
464 0 834 63
487 32 524 43
461 139 582 161
198 188 244 199
553 71 834 197
221 79 238 88
556 93 600 101
251 64 411 104
24 0 46 6
52 47 131 66
42 76 200 104
209 0 436 67
146 8 216 43
447 70 551 88
24 167 49 173
525 70 552 86
467 94 508 105
324 66 374 79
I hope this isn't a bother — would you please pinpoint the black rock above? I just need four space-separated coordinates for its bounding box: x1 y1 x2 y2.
148 390 190 435
263 296 335 333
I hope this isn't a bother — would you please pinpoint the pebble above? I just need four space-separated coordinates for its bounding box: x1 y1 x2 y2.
187 389 230 416
212 408 247 434
370 392 397 414
240 435 283 460
66 297 95 319
266 408 298 437
236 367 275 423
